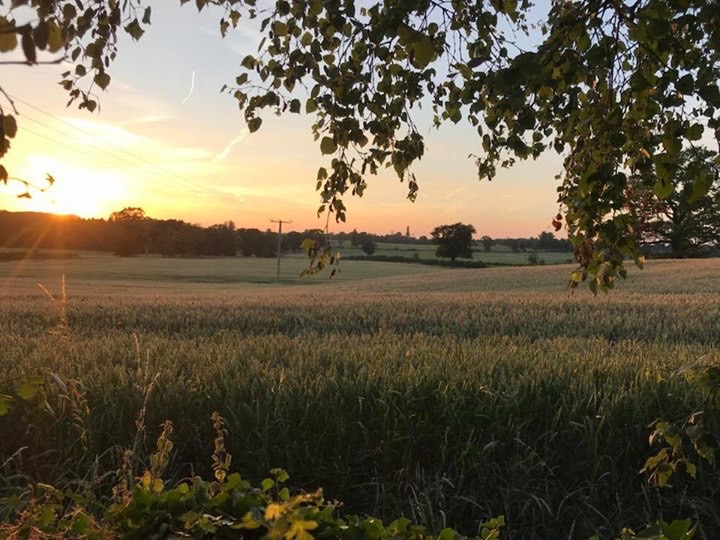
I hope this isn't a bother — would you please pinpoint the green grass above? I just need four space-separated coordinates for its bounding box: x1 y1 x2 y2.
336 242 573 265
1 258 719 538
0 250 443 293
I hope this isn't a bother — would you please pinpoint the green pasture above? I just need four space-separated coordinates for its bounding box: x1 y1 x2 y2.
0 250 443 294
336 241 573 265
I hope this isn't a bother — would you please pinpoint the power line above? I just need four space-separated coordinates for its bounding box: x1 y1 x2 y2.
17 113 205 196
16 125 202 199
19 126 144 173
8 93 231 199
10 93 218 194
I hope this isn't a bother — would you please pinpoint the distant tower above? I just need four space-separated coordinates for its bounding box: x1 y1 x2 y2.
406 226 410 237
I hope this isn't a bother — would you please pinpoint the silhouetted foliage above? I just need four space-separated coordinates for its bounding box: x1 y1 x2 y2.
0 210 579 261
431 223 476 262
360 239 377 255
633 148 720 257
237 228 275 258
204 221 237 256
480 235 493 252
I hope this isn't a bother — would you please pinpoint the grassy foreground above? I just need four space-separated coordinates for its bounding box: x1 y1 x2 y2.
1 258 719 538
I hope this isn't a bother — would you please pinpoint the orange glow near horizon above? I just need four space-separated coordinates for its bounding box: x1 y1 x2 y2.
1 2 570 239
5 155 129 219
2 81 566 238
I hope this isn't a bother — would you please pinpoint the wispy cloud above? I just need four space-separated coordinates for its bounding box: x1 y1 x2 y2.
444 188 464 199
181 70 196 104
124 114 171 125
214 129 249 161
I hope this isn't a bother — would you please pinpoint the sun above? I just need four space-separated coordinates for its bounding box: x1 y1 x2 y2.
6 155 128 219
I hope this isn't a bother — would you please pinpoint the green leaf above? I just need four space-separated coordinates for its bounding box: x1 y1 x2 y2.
125 19 145 40
241 55 256 69
261 478 274 491
412 38 435 69
71 511 91 533
660 518 696 540
688 170 711 203
271 468 289 482
662 134 681 156
37 503 58 527
0 394 14 415
3 114 17 138
437 528 457 540
272 21 288 37
247 117 262 133
686 124 703 141
589 279 598 295
33 21 49 50
16 381 39 400
306 98 318 113
653 180 674 200
320 137 337 154
0 17 18 52
676 74 694 94
300 239 315 252
21 32 36 64
94 72 111 90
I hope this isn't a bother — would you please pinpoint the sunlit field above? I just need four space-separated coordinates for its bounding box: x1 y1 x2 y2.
0 250 443 292
1 258 719 538
338 242 574 265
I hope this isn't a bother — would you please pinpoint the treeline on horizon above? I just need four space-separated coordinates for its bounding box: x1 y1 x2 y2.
0 209 572 257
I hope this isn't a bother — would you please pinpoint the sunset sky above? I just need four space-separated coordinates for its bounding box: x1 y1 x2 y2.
1 1 565 237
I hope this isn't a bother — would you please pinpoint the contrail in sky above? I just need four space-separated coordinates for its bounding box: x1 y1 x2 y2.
215 129 249 161
182 70 196 104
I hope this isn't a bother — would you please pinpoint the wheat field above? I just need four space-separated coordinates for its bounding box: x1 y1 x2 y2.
1 258 719 538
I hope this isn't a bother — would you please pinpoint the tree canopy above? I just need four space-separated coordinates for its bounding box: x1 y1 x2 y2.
1 0 720 291
431 222 475 261
635 147 720 257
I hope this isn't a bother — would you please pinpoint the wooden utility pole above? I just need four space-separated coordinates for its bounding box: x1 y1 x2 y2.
270 218 292 283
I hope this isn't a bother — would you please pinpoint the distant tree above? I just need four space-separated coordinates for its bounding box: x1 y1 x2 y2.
361 239 377 255
108 207 146 222
108 207 149 257
534 231 573 252
480 235 493 252
510 239 520 253
204 221 237 256
537 231 556 250
633 147 720 257
283 231 304 253
350 229 360 247
238 228 275 258
334 231 349 242
431 223 476 262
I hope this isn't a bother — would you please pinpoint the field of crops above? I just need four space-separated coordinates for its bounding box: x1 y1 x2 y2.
338 242 574 265
1 258 719 538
